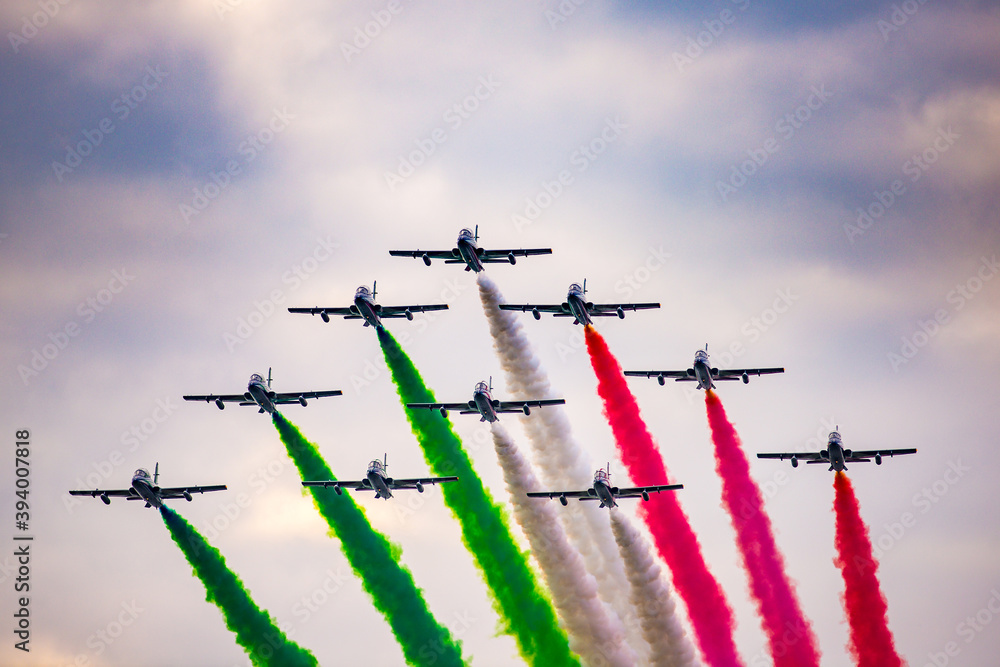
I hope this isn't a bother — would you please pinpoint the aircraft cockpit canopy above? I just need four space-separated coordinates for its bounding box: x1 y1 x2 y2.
829 431 842 444
134 468 151 480
367 460 385 474
250 373 265 384
593 468 610 483
474 381 490 394
355 286 372 299
568 282 583 294
458 228 475 241
694 349 709 362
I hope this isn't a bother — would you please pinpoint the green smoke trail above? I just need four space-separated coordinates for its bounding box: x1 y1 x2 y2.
159 506 317 667
377 327 578 667
272 412 466 667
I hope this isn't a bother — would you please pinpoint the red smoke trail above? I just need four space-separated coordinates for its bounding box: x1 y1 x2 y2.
705 390 820 667
833 472 905 667
584 326 743 667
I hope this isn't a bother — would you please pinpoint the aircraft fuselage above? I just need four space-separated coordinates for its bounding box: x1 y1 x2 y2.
826 442 848 471
246 379 276 414
566 292 592 326
353 295 382 328
692 359 715 390
456 236 485 272
593 479 617 508
131 476 162 509
472 388 498 422
365 470 394 499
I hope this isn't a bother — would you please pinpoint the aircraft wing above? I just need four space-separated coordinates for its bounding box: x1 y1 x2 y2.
406 401 475 411
388 249 459 261
378 304 449 318
183 393 248 404
623 370 691 379
756 451 824 461
525 489 593 499
388 476 459 489
273 390 343 403
157 485 228 498
716 367 785 378
498 303 570 314
68 488 137 498
496 398 566 412
302 479 369 490
589 302 660 315
287 307 357 317
479 248 553 262
846 448 917 462
615 483 684 497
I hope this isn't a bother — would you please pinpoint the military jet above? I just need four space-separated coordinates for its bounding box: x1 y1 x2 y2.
288 282 448 329
527 465 682 508
302 456 457 500
184 368 342 414
499 279 659 326
406 377 565 422
625 345 784 390
756 429 917 471
69 464 226 508
389 226 551 272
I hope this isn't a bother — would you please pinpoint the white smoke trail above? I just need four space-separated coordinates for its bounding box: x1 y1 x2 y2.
477 273 646 657
491 422 636 667
610 511 699 667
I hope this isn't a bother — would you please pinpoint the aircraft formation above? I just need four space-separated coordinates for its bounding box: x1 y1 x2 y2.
68 225 918 666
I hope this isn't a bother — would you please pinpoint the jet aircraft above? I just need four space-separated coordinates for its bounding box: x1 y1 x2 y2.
183 368 342 414
389 226 552 273
625 345 784 390
526 465 682 508
756 429 917 471
288 282 448 329
499 280 659 326
69 464 226 508
405 378 565 422
301 456 458 500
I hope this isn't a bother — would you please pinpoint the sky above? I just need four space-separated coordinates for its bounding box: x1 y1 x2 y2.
1 0 999 665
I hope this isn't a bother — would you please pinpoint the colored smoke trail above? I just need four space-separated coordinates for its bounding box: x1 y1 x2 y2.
490 422 636 667
833 472 905 667
584 325 743 667
377 327 578 667
159 506 317 667
476 273 641 654
609 511 698 667
271 413 465 667
704 390 820 667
